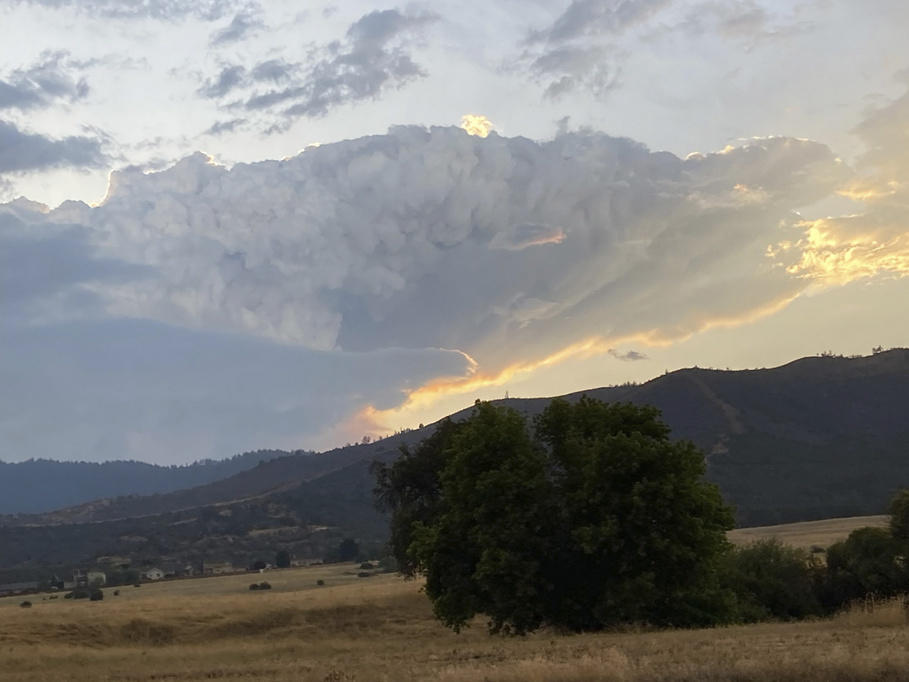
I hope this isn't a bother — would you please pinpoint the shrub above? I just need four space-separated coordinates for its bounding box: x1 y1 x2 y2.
359 562 375 570
20 601 32 608
89 588 104 601
316 579 325 586
249 582 271 591
822 526 908 610
723 539 823 621
357 572 372 578
275 550 292 569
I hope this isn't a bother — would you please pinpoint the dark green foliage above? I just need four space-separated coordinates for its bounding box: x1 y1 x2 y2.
373 419 464 577
723 539 823 621
316 579 325 586
888 489 909 540
389 398 736 634
248 581 271 591
89 588 103 601
275 550 291 568
337 538 359 563
19 601 31 608
822 527 908 608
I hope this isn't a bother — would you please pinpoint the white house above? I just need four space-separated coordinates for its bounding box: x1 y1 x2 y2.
143 568 165 581
86 571 106 586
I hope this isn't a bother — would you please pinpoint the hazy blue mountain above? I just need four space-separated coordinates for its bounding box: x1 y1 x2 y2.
0 450 307 515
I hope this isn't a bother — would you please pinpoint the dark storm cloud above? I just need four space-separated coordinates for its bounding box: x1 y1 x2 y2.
0 120 104 172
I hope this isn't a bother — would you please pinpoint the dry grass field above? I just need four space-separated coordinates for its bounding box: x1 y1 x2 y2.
3 554 909 682
727 515 889 549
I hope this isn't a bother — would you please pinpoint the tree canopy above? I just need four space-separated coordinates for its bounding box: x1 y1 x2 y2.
375 397 736 633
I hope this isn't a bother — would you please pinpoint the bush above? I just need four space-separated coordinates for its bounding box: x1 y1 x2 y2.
821 527 908 610
20 601 32 608
249 582 271 591
275 550 292 569
359 562 375 570
89 588 104 601
357 572 372 578
723 539 823 622
316 579 325 586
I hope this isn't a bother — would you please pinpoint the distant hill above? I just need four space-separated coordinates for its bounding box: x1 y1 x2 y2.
0 449 309 515
2 348 908 577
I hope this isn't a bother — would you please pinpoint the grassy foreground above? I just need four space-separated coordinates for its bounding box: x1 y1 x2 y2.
2 560 909 681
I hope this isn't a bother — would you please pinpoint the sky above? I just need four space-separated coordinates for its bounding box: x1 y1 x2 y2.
2 0 908 464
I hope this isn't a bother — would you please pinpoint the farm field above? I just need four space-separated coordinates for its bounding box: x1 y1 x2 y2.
2 547 909 682
727 514 888 549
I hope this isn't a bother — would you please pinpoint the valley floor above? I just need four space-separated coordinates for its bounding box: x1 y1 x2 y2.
2 561 909 681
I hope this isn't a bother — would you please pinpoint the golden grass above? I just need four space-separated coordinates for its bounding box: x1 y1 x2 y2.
3 561 909 681
727 514 888 550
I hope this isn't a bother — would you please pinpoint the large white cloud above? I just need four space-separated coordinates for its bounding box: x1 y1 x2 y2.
9 126 849 371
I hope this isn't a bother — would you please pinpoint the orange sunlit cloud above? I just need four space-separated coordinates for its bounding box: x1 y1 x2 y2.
345 289 808 443
775 218 909 285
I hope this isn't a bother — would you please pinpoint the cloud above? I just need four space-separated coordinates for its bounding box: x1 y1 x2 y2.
0 120 105 173
4 128 848 373
674 1 810 45
520 0 673 99
200 9 437 120
0 51 89 111
0 207 148 322
608 348 648 361
529 45 618 99
0 318 471 463
527 0 673 43
19 0 245 20
209 9 264 45
204 118 247 136
198 65 247 99
250 59 297 83
771 81 909 284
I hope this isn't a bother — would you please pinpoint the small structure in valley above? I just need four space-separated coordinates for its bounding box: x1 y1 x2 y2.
143 567 165 581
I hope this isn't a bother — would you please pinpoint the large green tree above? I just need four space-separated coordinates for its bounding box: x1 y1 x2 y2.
375 397 736 633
